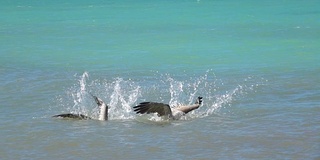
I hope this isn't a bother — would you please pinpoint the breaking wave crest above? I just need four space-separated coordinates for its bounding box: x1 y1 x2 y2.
54 70 267 120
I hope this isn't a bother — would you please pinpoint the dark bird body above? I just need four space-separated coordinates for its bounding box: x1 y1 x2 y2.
52 113 91 120
53 95 108 121
133 97 203 120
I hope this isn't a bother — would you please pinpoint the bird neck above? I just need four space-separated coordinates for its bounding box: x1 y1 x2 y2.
98 104 108 121
176 104 200 114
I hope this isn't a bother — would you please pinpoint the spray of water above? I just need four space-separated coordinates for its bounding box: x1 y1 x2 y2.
107 78 140 120
55 70 267 121
71 72 89 114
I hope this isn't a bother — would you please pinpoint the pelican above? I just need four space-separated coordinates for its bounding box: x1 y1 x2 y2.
52 95 108 121
133 96 203 120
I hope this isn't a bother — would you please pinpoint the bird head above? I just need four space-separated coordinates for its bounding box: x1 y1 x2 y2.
196 96 203 105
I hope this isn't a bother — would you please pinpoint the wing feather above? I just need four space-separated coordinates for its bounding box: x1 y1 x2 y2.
133 102 172 116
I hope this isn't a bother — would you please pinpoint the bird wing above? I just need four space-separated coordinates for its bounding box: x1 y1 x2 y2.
133 102 172 117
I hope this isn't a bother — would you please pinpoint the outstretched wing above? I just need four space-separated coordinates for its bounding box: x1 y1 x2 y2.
133 102 172 117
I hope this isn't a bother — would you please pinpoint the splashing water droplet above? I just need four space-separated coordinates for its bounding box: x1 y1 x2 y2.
53 70 267 120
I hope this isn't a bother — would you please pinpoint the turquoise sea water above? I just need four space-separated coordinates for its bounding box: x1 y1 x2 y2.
1 1 319 159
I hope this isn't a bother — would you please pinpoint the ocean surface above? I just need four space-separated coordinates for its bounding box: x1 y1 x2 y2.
1 0 319 159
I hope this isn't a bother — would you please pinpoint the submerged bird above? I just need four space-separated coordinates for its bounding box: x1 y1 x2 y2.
133 96 203 120
52 95 108 121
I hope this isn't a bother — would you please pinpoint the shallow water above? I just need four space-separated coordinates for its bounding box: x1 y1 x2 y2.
1 0 319 159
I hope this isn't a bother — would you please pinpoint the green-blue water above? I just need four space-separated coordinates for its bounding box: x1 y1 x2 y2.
1 1 319 159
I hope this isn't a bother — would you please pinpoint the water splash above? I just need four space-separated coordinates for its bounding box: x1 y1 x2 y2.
135 113 171 125
53 72 93 116
107 78 141 120
201 75 268 117
140 70 268 120
54 70 267 121
55 72 141 120
167 76 184 106
71 72 89 114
